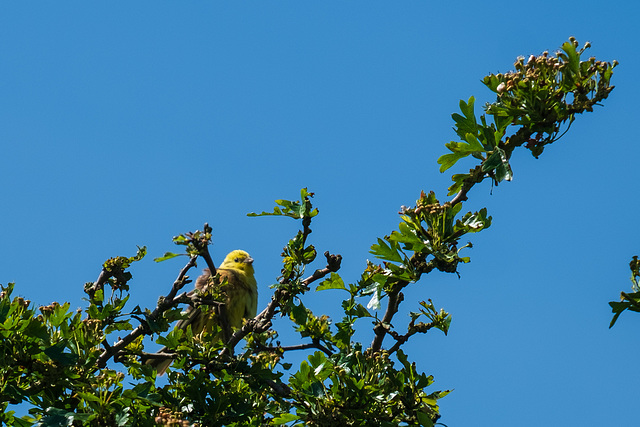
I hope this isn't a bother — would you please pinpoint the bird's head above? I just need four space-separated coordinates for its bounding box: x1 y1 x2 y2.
220 249 255 274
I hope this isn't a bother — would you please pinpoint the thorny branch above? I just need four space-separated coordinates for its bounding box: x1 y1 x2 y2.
256 339 333 357
370 286 405 352
196 223 217 276
95 256 198 368
387 319 432 355
85 270 111 302
302 252 343 287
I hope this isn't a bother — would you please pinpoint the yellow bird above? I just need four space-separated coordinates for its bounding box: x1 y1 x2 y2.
149 249 258 375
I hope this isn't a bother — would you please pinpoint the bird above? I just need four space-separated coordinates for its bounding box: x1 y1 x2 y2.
147 249 258 375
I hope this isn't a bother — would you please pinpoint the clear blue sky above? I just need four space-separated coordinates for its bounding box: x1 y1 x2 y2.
2 2 639 425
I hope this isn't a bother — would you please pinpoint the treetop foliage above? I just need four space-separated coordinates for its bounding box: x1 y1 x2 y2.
1 38 616 426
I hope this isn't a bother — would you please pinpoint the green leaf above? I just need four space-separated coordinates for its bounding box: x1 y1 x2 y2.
43 341 79 366
290 301 308 325
153 252 181 262
12 418 35 427
76 391 101 403
416 411 434 427
437 152 464 173
316 273 346 292
463 133 485 152
388 222 426 253
609 303 624 328
609 300 636 328
452 97 478 140
456 208 492 233
495 161 513 182
482 149 503 171
272 413 299 425
561 41 580 75
115 408 131 427
248 188 318 220
447 173 468 196
482 147 512 182
344 302 372 318
438 133 486 173
302 245 317 264
49 302 71 328
129 246 147 262
370 238 404 263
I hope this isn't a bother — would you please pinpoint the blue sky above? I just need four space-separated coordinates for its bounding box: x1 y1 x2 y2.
2 2 639 425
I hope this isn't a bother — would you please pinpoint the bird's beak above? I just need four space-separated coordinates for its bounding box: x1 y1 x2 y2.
245 257 254 264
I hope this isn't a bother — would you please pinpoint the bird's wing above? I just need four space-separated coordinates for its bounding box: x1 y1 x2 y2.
218 268 250 328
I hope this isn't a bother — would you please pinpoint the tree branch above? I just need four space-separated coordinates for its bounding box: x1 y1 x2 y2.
448 165 488 207
370 287 405 352
85 269 111 301
257 339 333 357
96 255 198 368
386 319 432 355
302 252 342 287
199 223 217 276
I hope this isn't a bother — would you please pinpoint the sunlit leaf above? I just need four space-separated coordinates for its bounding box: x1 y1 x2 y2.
154 252 181 262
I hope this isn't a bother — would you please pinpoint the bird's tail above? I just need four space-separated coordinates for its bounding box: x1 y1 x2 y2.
145 347 174 376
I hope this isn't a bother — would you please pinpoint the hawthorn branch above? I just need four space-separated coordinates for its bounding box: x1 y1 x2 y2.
220 290 283 358
257 339 333 357
302 252 342 287
386 319 433 355
448 126 538 208
95 255 198 368
372 128 527 350
85 269 111 301
265 379 292 398
199 223 217 276
370 286 405 352
448 165 489 207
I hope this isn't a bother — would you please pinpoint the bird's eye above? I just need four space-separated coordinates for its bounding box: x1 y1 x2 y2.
234 258 240 263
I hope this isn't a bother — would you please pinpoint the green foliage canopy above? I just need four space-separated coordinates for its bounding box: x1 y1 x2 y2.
1 38 616 426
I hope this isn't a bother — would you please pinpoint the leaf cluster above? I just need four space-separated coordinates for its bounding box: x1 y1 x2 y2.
609 256 640 328
0 282 160 426
283 349 447 427
439 38 616 197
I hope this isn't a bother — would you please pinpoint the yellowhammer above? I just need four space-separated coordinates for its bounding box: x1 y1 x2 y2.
149 249 257 375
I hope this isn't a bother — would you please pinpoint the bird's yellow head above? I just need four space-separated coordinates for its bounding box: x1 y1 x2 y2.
220 250 255 275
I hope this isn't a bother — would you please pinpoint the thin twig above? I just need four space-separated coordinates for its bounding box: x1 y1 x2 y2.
86 269 111 301
302 252 342 287
257 340 333 357
386 320 432 355
200 224 217 276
